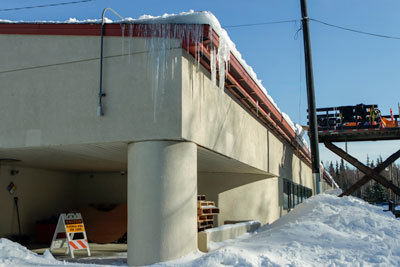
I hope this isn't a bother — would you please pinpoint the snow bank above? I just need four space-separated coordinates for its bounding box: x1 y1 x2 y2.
161 193 400 266
0 238 61 266
2 194 400 266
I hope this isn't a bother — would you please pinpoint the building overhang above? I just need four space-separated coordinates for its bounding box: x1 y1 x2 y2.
0 22 312 166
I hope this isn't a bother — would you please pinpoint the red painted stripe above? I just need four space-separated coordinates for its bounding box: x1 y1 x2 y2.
69 241 79 250
76 240 87 249
0 23 209 38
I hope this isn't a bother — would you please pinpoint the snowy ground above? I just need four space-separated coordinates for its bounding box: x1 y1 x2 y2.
2 191 400 266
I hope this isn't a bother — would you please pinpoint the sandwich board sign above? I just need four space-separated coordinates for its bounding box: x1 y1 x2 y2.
50 213 91 258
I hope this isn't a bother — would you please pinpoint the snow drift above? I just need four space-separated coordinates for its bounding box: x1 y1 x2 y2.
0 239 61 266
172 193 400 266
2 192 400 266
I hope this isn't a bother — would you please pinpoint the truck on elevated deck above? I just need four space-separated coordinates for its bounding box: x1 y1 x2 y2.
316 103 400 143
316 103 399 131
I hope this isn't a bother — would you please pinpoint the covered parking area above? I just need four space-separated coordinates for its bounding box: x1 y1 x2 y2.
0 141 278 260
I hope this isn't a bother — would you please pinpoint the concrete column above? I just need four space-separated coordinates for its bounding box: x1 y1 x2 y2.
127 141 197 266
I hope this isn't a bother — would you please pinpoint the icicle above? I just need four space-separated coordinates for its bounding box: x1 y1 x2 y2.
216 36 230 92
210 47 217 86
121 24 126 55
218 57 225 91
136 23 204 122
128 23 133 63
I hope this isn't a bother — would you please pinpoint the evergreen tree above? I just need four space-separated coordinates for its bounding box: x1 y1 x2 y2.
363 185 374 203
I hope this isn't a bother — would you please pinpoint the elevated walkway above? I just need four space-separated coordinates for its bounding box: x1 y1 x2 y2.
318 127 400 143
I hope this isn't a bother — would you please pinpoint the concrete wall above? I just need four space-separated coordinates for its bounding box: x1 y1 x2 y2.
0 34 183 148
184 53 314 225
181 53 312 183
76 173 127 205
0 33 315 249
321 180 333 192
181 54 269 174
0 165 76 236
198 173 281 225
0 165 127 237
0 33 313 188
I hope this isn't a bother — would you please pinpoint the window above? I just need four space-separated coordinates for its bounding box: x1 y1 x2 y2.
283 181 290 210
282 179 312 210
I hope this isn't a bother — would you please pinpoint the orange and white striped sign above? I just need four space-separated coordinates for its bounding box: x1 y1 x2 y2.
69 239 89 250
50 213 91 258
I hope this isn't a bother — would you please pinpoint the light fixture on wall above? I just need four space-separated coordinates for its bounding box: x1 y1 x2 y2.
0 158 21 175
10 169 19 176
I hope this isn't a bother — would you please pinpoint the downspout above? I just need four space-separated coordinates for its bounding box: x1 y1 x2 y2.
98 8 124 116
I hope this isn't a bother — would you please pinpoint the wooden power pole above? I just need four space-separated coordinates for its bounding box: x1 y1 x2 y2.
300 0 321 194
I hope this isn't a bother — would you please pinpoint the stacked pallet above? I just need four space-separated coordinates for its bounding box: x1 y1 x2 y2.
197 195 220 232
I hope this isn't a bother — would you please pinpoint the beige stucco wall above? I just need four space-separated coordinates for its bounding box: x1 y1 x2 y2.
0 32 315 244
0 34 183 148
0 33 312 185
198 173 281 225
76 173 127 205
0 165 76 236
181 53 269 174
181 52 313 190
321 180 333 192
0 165 127 237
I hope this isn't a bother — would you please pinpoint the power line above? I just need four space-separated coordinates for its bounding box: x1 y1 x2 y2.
223 17 400 40
223 19 299 29
0 0 96 12
310 18 400 40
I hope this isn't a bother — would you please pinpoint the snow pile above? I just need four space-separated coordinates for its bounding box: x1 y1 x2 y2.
2 194 400 266
0 239 61 266
165 193 400 266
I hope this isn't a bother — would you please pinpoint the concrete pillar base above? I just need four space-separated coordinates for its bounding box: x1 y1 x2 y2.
127 141 197 266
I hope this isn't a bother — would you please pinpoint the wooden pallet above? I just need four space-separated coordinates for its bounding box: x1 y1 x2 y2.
197 207 220 215
197 195 220 232
197 201 215 208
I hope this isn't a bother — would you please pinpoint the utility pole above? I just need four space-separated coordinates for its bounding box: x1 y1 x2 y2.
300 0 321 194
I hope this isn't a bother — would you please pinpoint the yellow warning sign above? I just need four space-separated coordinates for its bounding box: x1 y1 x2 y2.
65 219 85 233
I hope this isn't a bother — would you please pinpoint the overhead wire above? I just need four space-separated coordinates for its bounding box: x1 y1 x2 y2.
309 18 400 40
0 0 96 12
1 5 398 41
223 19 299 29
222 17 400 41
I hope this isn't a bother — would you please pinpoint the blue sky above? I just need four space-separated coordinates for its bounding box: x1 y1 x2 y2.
1 0 399 166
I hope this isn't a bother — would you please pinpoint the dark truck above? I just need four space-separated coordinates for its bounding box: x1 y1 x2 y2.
316 103 399 131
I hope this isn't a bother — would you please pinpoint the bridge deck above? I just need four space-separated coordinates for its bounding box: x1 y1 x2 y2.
318 127 400 143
